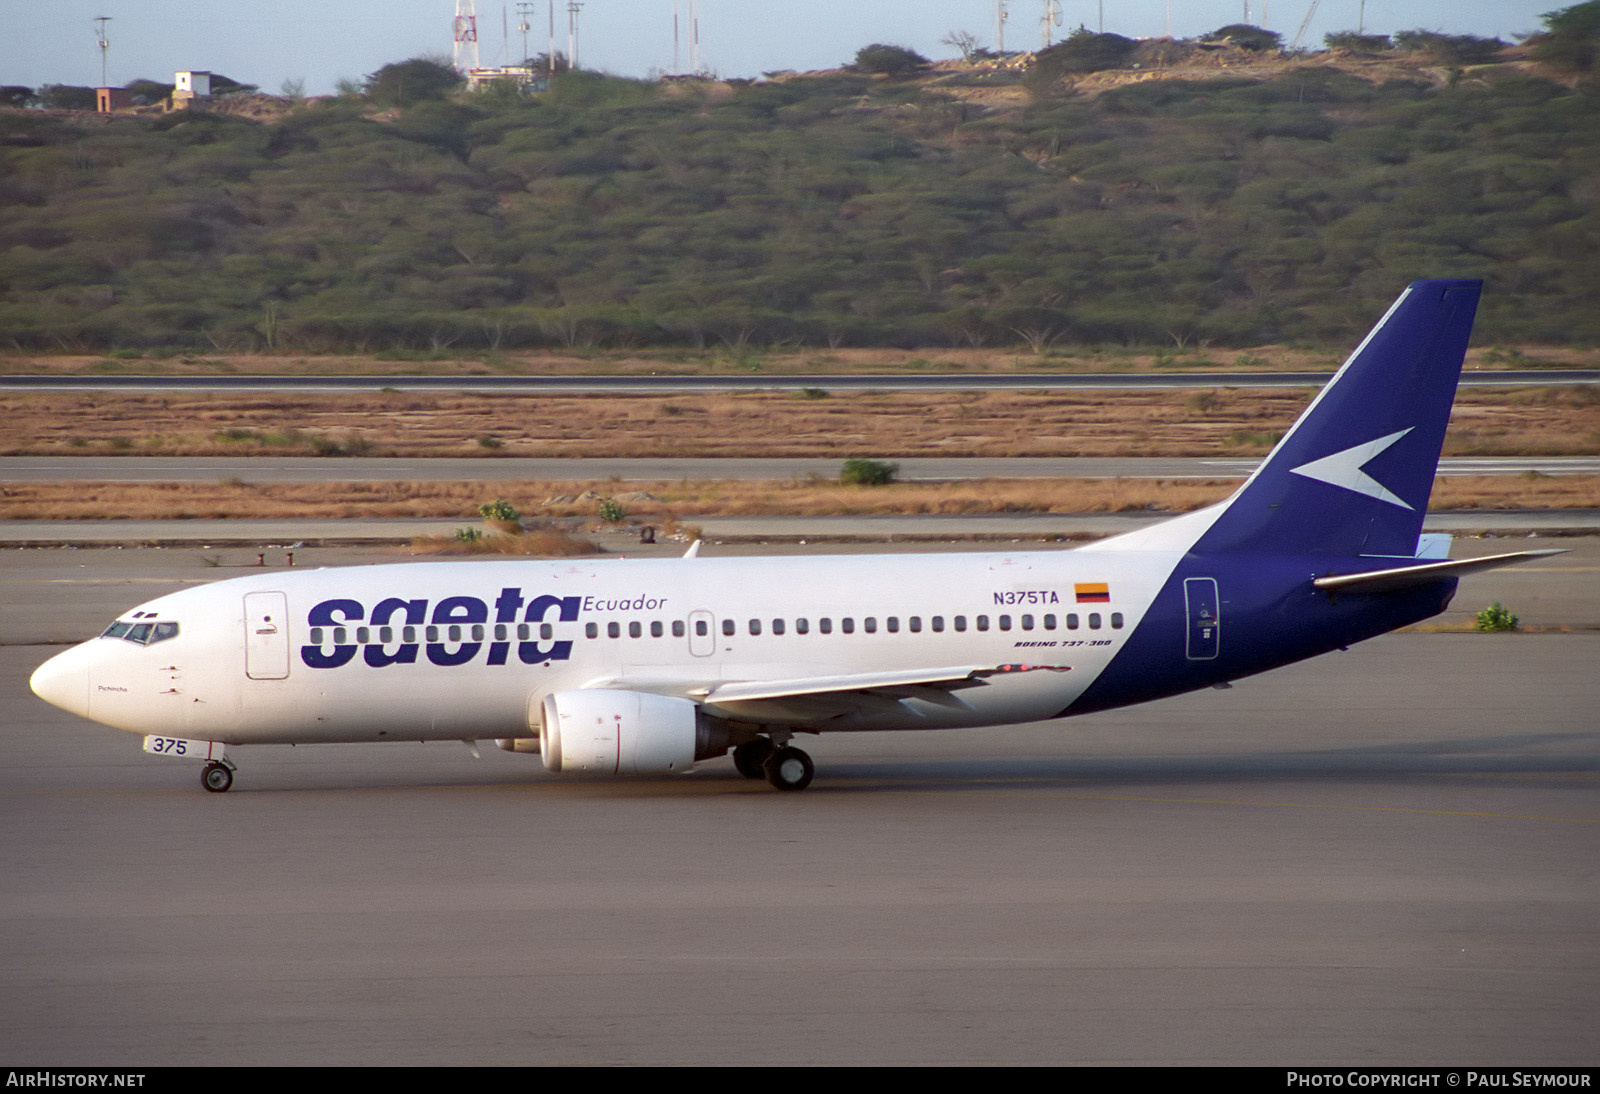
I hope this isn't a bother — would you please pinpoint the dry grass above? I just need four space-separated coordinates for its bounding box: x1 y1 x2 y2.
2 386 1597 459
3 475 1596 522
5 344 1596 377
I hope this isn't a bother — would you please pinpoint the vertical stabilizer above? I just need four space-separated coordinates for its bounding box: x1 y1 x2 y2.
1194 279 1481 559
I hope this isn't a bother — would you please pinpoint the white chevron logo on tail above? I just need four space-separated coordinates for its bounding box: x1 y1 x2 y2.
1289 428 1415 509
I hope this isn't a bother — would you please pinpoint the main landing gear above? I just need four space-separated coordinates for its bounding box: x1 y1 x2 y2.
732 738 815 792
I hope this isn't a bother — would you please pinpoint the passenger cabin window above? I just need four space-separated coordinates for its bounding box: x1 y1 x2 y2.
795 618 809 635
722 619 736 637
748 619 762 636
820 619 833 634
772 619 785 636
1111 613 1124 629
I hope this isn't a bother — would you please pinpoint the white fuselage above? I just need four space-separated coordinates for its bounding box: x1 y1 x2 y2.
36 546 1172 746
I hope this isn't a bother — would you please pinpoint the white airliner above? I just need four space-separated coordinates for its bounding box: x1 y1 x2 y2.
31 280 1557 792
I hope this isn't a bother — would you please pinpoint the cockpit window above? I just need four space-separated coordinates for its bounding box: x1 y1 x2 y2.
100 620 180 646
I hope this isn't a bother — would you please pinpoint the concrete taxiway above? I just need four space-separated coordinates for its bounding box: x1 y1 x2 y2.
1 539 1594 1065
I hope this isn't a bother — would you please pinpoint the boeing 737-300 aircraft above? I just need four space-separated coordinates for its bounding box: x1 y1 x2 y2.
31 280 1560 792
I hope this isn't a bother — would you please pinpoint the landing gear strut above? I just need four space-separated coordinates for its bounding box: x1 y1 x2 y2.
732 738 775 779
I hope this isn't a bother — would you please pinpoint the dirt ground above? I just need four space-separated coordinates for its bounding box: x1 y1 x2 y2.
2 473 1596 523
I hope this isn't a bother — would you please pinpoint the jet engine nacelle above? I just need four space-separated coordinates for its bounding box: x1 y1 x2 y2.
538 689 728 775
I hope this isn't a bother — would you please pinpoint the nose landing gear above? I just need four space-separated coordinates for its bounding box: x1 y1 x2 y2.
143 735 236 793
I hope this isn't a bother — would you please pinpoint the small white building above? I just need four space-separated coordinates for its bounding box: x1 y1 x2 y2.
173 69 211 95
465 65 544 91
170 70 212 109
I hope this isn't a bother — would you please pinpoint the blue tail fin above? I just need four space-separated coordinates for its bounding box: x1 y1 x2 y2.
1194 279 1481 559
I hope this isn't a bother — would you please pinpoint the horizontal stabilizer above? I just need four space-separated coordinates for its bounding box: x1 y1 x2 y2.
1312 549 1565 594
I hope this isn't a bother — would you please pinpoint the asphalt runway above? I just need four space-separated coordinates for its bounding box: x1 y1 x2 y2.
1 541 1595 1065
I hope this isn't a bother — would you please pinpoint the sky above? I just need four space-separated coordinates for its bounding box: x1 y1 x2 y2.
1 1 1566 96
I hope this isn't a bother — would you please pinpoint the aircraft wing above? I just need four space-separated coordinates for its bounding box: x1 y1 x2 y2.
1312 549 1565 594
599 663 1072 726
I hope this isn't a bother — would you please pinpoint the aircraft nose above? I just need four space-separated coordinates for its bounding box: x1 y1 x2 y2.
30 644 92 719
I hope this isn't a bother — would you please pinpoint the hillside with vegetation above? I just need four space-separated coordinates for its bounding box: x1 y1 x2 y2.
2 16 1597 355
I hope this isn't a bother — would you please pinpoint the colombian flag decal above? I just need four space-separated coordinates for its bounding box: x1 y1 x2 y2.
1074 583 1110 603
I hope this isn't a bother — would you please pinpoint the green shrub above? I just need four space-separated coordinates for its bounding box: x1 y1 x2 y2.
363 57 462 107
455 527 484 543
1203 24 1283 52
598 498 626 523
853 44 928 77
1475 603 1520 632
1325 32 1393 53
478 498 520 522
840 458 899 486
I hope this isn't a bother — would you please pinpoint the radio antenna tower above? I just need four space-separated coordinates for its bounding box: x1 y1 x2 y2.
567 2 583 71
995 1 1008 56
454 0 480 72
93 16 111 87
675 0 702 74
516 2 533 62
677 0 699 74
1041 0 1062 48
